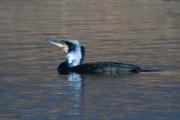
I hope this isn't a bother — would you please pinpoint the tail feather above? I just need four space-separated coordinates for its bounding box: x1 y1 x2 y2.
141 69 160 72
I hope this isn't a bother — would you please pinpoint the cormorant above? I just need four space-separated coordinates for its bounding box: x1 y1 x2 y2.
48 39 141 74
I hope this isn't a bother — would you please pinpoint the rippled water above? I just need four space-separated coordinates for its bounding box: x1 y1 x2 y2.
0 0 180 120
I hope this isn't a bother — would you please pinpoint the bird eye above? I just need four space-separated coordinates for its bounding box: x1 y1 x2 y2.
61 42 65 45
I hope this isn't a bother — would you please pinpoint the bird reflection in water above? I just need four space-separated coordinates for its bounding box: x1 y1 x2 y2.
66 72 83 118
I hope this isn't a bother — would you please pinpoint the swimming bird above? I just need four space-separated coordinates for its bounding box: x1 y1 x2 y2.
48 39 141 74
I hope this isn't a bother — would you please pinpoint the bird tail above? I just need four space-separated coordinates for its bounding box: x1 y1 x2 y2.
140 69 160 72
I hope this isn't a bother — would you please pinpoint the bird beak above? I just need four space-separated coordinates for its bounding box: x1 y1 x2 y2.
48 39 69 53
48 39 62 47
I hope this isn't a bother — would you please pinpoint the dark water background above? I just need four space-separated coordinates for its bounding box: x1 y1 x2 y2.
0 0 180 120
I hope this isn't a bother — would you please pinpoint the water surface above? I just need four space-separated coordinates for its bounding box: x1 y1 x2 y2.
0 0 180 120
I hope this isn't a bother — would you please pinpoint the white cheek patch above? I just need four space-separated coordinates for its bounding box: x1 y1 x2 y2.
64 47 69 53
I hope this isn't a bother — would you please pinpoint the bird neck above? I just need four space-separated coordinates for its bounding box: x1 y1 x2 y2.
66 46 85 67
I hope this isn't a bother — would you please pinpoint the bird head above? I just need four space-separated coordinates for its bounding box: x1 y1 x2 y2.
48 39 77 53
48 39 85 67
